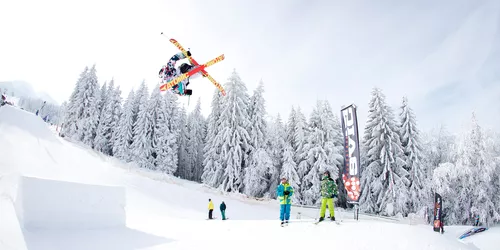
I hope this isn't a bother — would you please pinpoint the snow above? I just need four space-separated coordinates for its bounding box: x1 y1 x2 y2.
15 176 126 230
0 103 498 250
0 175 28 250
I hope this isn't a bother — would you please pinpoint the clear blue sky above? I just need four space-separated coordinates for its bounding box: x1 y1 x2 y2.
1 0 499 134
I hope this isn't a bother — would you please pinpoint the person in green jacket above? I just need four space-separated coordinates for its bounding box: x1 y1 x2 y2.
318 170 338 222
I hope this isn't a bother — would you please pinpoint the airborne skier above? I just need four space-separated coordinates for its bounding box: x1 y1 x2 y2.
158 36 226 96
158 51 203 96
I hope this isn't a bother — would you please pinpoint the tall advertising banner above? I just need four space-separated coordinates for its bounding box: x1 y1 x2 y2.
340 104 361 204
433 193 443 232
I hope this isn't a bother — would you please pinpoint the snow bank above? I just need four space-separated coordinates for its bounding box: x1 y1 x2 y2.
15 176 126 230
0 174 28 250
0 104 58 143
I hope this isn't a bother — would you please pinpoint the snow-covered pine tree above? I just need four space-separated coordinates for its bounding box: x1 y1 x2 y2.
201 89 225 187
399 97 427 214
79 65 101 148
321 103 347 208
244 81 273 197
218 70 251 192
244 147 273 197
301 103 325 205
300 100 342 205
113 89 135 161
281 142 301 203
453 113 499 225
176 105 190 179
97 81 108 118
319 100 343 179
359 88 410 216
108 85 122 156
58 101 68 127
185 98 207 181
266 114 286 198
94 80 115 155
432 162 460 224
490 135 500 223
158 90 181 174
423 125 457 175
62 66 88 139
286 106 297 147
294 107 309 178
148 84 168 171
130 81 152 169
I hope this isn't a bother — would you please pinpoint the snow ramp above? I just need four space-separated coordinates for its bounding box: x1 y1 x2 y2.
0 105 59 144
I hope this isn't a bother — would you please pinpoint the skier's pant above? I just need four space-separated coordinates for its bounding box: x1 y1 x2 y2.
320 198 335 218
209 209 213 219
280 204 291 221
221 210 226 220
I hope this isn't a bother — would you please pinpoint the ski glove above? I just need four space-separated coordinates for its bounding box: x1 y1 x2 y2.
284 191 290 196
187 51 191 56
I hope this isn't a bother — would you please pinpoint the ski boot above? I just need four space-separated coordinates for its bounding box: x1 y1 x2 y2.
331 216 335 221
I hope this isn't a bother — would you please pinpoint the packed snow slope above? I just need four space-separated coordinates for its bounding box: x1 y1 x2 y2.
0 104 498 250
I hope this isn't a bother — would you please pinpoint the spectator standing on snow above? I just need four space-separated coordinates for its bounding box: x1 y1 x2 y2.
220 201 227 220
276 177 294 225
474 215 480 226
318 170 338 222
208 199 214 219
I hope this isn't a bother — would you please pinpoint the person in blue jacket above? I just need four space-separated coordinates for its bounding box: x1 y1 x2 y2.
276 177 294 225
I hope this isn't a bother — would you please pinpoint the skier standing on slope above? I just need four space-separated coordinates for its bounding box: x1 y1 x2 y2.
220 201 227 220
208 199 214 219
276 177 294 225
318 171 338 222
158 51 202 96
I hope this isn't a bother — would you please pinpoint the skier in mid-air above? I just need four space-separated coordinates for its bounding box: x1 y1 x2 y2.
158 51 202 96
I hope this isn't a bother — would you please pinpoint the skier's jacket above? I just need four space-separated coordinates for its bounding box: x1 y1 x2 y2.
208 200 214 210
161 52 186 81
220 202 226 211
276 182 294 205
321 175 338 198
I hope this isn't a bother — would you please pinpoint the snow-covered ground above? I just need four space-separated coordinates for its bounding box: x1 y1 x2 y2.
0 104 498 249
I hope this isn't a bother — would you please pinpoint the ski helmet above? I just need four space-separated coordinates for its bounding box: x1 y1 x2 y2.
323 170 330 177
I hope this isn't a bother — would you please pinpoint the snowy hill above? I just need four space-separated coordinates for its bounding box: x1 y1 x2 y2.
0 104 498 250
0 81 58 105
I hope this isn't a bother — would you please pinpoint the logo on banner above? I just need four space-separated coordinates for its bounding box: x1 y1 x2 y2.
341 106 361 202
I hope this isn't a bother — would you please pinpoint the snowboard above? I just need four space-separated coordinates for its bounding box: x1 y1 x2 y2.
159 38 226 96
458 227 488 239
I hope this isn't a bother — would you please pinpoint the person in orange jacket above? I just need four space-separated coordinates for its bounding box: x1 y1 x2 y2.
208 199 214 219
